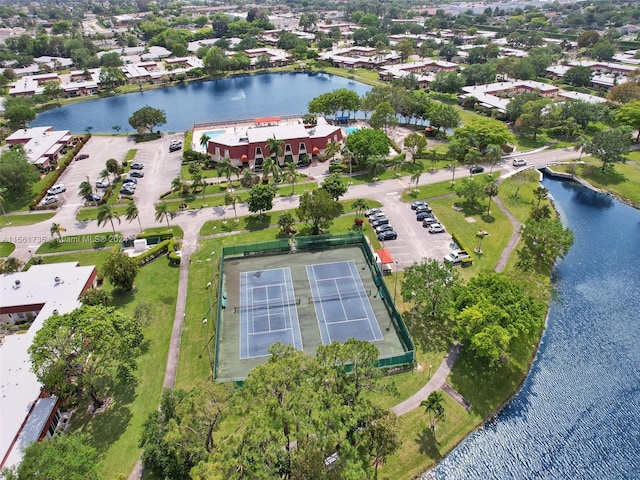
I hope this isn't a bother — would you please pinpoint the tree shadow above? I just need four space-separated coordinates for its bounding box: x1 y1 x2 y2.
480 213 496 223
245 214 271 231
416 427 442 460
405 310 454 353
581 164 628 186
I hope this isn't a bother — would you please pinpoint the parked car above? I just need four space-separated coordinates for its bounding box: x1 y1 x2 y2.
444 251 471 264
428 223 446 234
415 205 432 214
368 212 385 222
513 158 527 167
95 179 110 189
129 170 144 178
375 224 394 234
85 193 102 202
365 207 382 217
170 139 182 147
469 165 485 174
416 212 434 221
372 217 389 228
130 162 144 170
47 184 66 195
120 186 136 195
41 195 59 206
169 143 182 152
122 177 137 184
377 230 398 241
75 153 89 161
411 200 427 210
422 217 439 226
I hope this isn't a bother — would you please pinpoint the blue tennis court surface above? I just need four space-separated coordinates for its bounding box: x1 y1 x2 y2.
307 260 383 344
240 268 302 359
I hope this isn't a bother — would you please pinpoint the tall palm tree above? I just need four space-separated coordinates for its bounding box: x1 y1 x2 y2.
465 149 482 178
216 157 238 183
283 161 298 194
50 222 66 241
225 191 240 221
484 144 502 175
420 391 445 439
155 201 175 228
125 201 142 232
99 168 110 183
574 135 590 161
200 133 209 151
105 158 121 179
324 140 340 161
265 135 284 163
242 169 258 188
78 177 97 206
0 188 9 225
342 147 356 178
261 156 281 183
410 164 424 187
351 198 369 219
97 204 121 233
366 155 386 179
484 180 499 214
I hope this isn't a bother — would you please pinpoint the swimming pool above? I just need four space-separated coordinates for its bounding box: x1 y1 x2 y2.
346 127 359 134
204 130 225 139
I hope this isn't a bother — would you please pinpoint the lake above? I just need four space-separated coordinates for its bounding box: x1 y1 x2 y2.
33 72 371 133
433 176 640 479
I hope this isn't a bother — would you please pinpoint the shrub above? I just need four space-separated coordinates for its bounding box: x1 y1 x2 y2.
136 229 174 241
135 239 171 266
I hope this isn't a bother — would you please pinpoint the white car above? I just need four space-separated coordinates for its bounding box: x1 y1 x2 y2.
95 179 110 189
513 158 527 167
41 195 59 206
428 223 445 234
47 183 66 195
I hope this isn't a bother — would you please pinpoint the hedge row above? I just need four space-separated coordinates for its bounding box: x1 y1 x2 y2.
30 134 91 210
136 229 174 241
135 239 171 266
450 232 474 266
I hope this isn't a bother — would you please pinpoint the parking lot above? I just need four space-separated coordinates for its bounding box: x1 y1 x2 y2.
368 191 453 270
48 134 185 226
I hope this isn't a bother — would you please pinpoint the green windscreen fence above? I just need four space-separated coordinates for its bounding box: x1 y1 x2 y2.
214 232 415 381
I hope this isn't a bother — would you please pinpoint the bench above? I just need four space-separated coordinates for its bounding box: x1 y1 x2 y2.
221 298 227 309
223 291 227 299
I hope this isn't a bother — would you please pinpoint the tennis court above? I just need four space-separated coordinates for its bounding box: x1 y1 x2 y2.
307 261 383 344
239 267 302 359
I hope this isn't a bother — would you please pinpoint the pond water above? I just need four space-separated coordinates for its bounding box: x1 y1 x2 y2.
33 72 371 133
433 175 640 479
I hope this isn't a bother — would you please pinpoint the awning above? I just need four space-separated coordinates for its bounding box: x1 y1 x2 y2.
254 116 281 124
241 154 248 160
376 248 393 264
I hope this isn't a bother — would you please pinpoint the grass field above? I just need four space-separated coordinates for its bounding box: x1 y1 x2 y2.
0 242 15 257
36 233 123 254
0 211 56 227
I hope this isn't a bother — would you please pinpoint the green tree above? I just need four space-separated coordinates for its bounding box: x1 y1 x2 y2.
344 128 389 165
224 191 240 221
155 201 176 227
102 250 139 292
247 183 275 218
590 41 615 61
518 98 552 141
283 161 298 194
203 46 227 76
615 101 640 141
0 147 40 201
456 177 485 208
297 188 340 234
585 128 633 172
323 140 341 161
370 101 398 133
404 132 427 161
105 158 121 180
261 155 281 183
29 305 142 408
367 155 387 179
321 173 348 201
3 433 99 480
420 391 445 437
43 81 64 104
361 412 402 479
564 66 592 87
3 98 35 130
518 216 574 272
411 164 424 187
216 157 238 183
99 66 125 92
351 198 369 219
451 117 515 153
533 186 548 207
96 204 121 233
78 179 95 205
128 106 167 135
125 201 142 231
430 71 465 94
50 222 66 241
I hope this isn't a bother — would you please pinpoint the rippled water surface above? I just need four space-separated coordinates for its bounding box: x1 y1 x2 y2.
434 176 640 479
33 72 371 133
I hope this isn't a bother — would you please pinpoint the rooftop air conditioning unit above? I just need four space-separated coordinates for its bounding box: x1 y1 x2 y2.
14 280 21 289
54 276 61 285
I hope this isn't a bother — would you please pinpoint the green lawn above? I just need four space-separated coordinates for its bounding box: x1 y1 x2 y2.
0 242 15 257
76 205 130 222
36 233 122 254
141 225 184 239
0 211 56 227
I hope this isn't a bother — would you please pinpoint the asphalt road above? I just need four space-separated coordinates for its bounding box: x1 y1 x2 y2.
2 138 584 264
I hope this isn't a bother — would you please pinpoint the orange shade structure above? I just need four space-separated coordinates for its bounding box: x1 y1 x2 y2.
376 248 393 264
241 154 248 160
312 146 320 154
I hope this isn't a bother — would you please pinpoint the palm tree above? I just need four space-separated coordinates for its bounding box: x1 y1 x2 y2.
99 168 110 182
342 147 356 178
171 177 190 198
563 117 581 146
366 155 386 179
574 135 590 161
484 180 499 214
78 177 97 206
261 156 282 183
125 201 142 232
0 188 10 225
105 158 121 179
283 161 298 194
225 191 240 221
216 157 238 183
465 149 482 178
351 198 369 219
200 133 209 151
324 140 340 161
242 169 258 188
410 164 424 188
485 144 502 175
155 201 175 228
265 135 284 163
97 204 121 233
50 222 66 241
420 391 445 439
